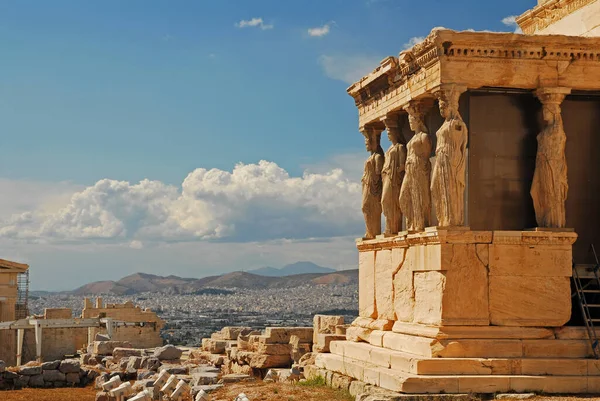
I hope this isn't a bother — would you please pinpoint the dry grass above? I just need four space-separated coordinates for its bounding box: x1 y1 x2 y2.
0 386 97 401
210 381 354 401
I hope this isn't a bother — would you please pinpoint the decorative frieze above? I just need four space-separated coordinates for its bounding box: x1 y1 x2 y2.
347 29 600 128
517 0 598 35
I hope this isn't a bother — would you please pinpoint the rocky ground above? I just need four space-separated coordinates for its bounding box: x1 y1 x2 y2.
0 381 353 401
3 383 600 401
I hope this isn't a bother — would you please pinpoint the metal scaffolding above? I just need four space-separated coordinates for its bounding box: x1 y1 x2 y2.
15 270 29 320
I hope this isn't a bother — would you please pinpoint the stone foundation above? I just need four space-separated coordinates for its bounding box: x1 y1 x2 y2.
358 229 576 328
315 228 594 394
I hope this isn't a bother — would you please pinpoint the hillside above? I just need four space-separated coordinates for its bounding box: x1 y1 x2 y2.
71 269 358 295
248 261 335 276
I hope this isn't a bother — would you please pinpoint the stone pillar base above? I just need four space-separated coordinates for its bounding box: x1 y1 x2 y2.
357 229 577 327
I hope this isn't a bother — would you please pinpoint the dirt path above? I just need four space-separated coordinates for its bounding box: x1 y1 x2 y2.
1 386 97 401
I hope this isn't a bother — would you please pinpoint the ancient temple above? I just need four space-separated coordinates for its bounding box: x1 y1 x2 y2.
316 0 600 394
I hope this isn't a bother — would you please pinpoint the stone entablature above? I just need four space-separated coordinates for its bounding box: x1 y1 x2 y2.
517 0 598 35
348 29 600 129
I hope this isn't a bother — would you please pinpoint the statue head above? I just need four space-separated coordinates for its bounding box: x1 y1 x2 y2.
362 128 381 153
536 89 569 127
387 127 402 145
382 115 402 145
435 84 464 120
404 102 427 134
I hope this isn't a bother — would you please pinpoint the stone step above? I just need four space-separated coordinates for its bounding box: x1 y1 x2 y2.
330 340 597 376
356 330 594 358
316 353 598 394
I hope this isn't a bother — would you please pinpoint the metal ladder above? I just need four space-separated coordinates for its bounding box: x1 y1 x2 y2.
572 244 600 359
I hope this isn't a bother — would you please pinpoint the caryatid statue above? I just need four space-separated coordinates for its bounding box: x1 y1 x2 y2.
399 100 433 232
381 115 407 236
361 127 385 239
531 87 571 228
431 84 468 227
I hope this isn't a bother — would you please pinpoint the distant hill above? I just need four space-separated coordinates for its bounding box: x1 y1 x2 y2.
248 261 336 277
70 269 357 295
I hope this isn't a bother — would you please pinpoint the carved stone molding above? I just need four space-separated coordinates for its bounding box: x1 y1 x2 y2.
356 235 409 252
517 0 598 35
347 29 600 129
356 230 575 250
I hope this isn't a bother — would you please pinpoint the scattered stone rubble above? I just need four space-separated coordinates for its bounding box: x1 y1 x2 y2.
0 317 351 400
192 326 314 376
0 358 100 390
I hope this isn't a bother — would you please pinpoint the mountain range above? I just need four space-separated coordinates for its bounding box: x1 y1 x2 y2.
69 266 357 295
247 261 335 276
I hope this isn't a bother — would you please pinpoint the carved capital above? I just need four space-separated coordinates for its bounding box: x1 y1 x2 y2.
361 126 384 141
380 114 399 130
535 87 571 105
433 84 467 106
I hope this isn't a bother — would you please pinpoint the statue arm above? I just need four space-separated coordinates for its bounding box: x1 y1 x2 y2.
399 146 407 172
375 154 384 176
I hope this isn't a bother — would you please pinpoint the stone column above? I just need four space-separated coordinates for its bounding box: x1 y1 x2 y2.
16 328 24 366
381 114 407 237
84 298 92 310
105 318 114 339
531 87 571 228
34 322 43 362
400 99 434 232
431 84 468 228
361 126 385 239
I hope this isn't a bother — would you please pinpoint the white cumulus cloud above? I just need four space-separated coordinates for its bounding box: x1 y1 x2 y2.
308 23 332 37
0 161 362 244
236 17 274 30
403 36 425 50
502 15 523 33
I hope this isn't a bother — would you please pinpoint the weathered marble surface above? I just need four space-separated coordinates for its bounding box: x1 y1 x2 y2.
400 101 432 232
381 116 406 237
361 128 384 240
531 88 570 229
431 84 468 228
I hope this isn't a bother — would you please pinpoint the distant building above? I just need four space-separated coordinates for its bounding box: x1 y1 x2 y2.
0 258 29 365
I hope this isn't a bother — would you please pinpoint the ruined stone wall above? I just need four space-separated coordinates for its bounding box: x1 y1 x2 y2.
0 273 19 366
18 327 88 364
1 327 88 365
42 327 88 362
44 308 72 319
88 325 163 349
0 331 16 366
82 303 163 327
82 301 164 349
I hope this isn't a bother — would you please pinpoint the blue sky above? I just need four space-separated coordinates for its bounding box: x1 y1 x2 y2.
0 0 536 290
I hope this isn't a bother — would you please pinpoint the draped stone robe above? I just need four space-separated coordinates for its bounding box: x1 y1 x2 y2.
362 149 384 239
382 143 407 235
531 123 568 228
431 117 468 227
399 132 432 232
